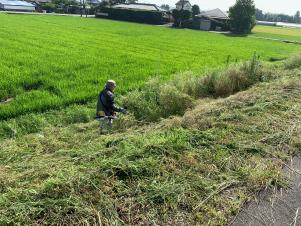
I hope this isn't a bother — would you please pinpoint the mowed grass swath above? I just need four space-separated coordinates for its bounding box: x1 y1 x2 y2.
1 14 301 119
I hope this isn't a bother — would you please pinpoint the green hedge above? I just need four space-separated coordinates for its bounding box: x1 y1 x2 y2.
96 7 164 25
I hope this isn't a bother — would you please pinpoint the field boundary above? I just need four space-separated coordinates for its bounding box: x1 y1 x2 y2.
250 35 301 45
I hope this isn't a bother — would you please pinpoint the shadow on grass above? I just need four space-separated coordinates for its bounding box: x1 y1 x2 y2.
222 33 249 38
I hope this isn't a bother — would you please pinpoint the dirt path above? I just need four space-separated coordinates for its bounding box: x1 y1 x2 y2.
230 155 301 226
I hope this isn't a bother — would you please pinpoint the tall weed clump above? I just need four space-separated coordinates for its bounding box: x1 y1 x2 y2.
197 54 263 97
124 55 266 122
159 84 194 117
124 79 195 122
124 79 162 122
285 53 301 69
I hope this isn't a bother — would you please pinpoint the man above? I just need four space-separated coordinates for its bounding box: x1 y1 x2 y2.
96 80 126 132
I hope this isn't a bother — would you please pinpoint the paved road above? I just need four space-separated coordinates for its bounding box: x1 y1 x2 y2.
231 155 301 226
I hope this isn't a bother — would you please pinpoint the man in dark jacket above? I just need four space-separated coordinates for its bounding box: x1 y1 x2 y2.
96 80 126 132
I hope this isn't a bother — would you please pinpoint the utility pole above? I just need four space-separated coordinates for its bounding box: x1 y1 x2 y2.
83 0 87 18
80 0 82 17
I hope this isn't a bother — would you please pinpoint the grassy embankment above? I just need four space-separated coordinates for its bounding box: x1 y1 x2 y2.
1 14 301 120
1 54 301 225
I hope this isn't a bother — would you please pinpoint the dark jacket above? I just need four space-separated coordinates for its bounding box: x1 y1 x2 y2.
96 88 122 116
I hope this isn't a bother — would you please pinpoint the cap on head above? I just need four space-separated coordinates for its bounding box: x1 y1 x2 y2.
106 80 117 90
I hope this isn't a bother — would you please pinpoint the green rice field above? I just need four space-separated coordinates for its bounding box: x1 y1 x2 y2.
0 14 300 120
252 25 301 42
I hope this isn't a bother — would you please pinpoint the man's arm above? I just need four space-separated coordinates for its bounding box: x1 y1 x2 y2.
106 91 124 113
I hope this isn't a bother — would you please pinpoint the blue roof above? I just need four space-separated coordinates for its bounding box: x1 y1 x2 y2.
0 0 35 6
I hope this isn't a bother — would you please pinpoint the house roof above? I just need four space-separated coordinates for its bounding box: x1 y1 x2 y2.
32 0 51 3
33 0 51 3
175 0 191 6
0 0 35 6
112 3 166 12
197 8 229 20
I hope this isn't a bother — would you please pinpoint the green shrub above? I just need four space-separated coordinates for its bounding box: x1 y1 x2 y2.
285 53 301 69
172 9 192 27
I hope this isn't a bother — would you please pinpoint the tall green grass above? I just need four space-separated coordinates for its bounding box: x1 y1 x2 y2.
1 14 300 119
124 54 273 122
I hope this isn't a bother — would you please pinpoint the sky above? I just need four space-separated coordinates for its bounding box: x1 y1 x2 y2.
140 0 300 15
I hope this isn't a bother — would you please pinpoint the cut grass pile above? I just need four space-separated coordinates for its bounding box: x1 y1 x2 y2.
1 14 301 119
251 25 301 42
1 60 301 225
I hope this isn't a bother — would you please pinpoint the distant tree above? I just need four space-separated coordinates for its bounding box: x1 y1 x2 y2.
109 0 126 5
172 9 192 27
42 2 56 12
255 8 297 23
95 0 109 12
160 4 170 11
191 4 200 16
99 0 109 7
295 11 300 24
255 8 264 20
229 0 256 34
127 0 137 3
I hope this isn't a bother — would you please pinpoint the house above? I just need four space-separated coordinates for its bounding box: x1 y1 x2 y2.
86 0 101 5
112 3 166 12
195 8 230 31
96 3 169 25
32 0 51 3
0 0 35 11
175 0 192 11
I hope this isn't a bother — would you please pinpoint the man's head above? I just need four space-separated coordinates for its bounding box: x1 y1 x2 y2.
106 80 117 91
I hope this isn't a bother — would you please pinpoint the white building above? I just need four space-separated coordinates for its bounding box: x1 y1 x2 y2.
0 0 35 11
175 0 192 11
195 9 230 31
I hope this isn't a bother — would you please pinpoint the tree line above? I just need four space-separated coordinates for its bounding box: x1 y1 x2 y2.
256 9 301 24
